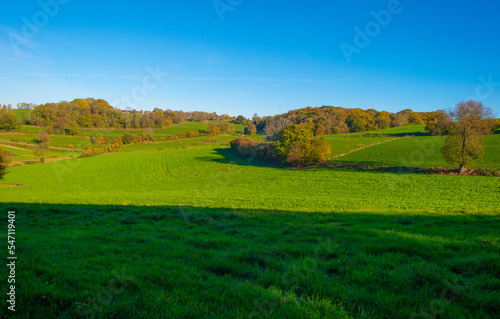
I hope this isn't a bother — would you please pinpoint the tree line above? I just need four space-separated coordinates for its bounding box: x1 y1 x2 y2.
1 98 433 137
254 106 430 138
4 98 232 133
232 100 499 172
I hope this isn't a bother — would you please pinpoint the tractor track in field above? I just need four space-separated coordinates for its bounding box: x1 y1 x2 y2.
331 136 409 159
0 139 83 152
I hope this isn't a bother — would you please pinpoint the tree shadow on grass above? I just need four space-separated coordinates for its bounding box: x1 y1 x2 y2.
203 147 475 176
1 202 498 318
196 147 285 169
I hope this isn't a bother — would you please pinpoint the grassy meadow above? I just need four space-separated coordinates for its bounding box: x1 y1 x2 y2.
0 124 499 318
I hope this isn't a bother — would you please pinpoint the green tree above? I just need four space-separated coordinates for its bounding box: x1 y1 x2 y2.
235 115 246 125
0 112 19 131
441 100 495 174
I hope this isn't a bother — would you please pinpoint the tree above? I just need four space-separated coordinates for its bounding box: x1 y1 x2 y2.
235 115 246 125
33 130 50 163
0 112 19 131
425 110 451 135
440 100 495 174
276 124 331 166
263 116 293 138
0 148 9 180
207 123 221 136
245 123 257 135
219 121 232 134
16 102 35 110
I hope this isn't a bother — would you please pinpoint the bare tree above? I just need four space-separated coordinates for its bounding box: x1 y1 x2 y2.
264 116 293 138
441 100 495 174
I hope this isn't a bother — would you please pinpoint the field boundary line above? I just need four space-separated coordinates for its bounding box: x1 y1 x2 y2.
0 139 83 152
331 136 409 159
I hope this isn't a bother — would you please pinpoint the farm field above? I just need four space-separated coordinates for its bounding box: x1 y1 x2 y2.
324 125 429 159
337 124 428 137
118 136 236 152
77 122 210 136
0 124 499 318
0 142 499 318
0 121 246 165
334 128 500 170
2 145 499 211
324 136 402 158
2 2 498 317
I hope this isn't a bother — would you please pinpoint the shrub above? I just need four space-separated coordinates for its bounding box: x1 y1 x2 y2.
474 168 500 177
0 148 9 180
122 134 134 144
230 137 278 163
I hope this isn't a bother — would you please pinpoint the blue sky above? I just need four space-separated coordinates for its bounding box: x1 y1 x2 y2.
1 0 499 117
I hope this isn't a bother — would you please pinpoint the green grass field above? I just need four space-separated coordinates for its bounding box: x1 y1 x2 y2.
0 124 499 318
338 124 428 137
77 122 211 136
335 132 500 170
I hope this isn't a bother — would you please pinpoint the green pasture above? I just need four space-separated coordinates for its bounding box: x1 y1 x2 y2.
335 134 500 170
0 123 499 318
0 144 498 318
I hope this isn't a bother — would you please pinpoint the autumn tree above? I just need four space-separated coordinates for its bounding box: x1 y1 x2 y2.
219 121 232 134
33 130 51 163
425 110 452 135
276 124 331 166
207 123 221 136
440 100 495 174
245 123 257 135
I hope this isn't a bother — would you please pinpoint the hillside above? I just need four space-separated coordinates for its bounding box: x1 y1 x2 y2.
0 121 245 165
326 125 500 170
1 121 499 318
2 143 498 211
1 140 499 318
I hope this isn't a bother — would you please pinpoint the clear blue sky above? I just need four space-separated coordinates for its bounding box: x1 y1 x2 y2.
1 0 499 117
